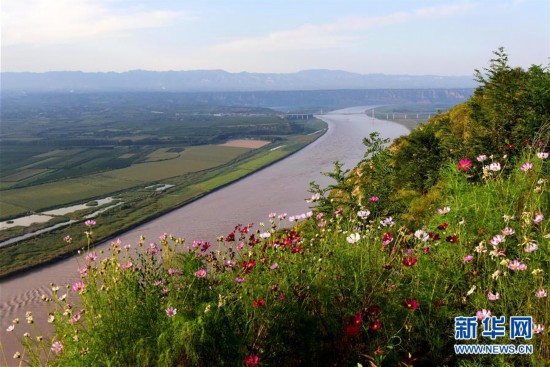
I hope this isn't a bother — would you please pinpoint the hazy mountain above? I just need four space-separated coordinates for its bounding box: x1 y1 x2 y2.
1 69 477 92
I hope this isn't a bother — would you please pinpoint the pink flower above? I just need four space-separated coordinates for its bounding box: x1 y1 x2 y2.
84 219 96 227
508 259 527 271
69 311 82 324
524 243 538 253
234 277 245 283
533 324 545 334
476 309 491 320
51 341 63 354
269 263 279 270
368 196 379 202
120 261 133 269
533 213 544 224
316 212 323 220
537 152 548 159
520 162 533 172
244 355 260 367
535 289 547 298
477 155 487 162
147 243 159 256
85 252 97 262
63 235 72 243
490 235 504 247
72 281 85 292
463 255 473 263
487 292 500 301
165 307 177 317
501 227 515 236
437 207 450 215
78 265 88 278
195 269 207 278
456 159 472 171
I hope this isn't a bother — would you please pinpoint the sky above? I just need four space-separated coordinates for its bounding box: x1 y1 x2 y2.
1 0 549 75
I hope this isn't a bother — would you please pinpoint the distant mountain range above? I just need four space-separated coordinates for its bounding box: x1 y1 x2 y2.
1 69 477 92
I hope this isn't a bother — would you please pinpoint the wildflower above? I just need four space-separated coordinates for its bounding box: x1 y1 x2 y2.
234 277 245 283
535 289 547 298
147 243 159 256
317 220 327 227
13 352 21 359
225 260 236 267
346 233 361 244
69 313 81 324
487 292 500 301
51 341 63 354
456 159 472 171
401 298 419 310
445 235 458 243
85 252 97 262
489 248 506 258
533 324 545 334
334 207 343 215
269 263 278 270
466 285 477 296
368 196 379 202
357 210 370 219
489 162 501 172
165 307 177 317
402 257 418 267
477 155 487 162
195 269 207 278
524 243 538 253
243 259 257 273
508 259 527 271
438 207 451 215
84 219 96 227
237 242 245 250
12 318 19 324
23 333 30 338
370 319 382 331
463 255 473 263
490 235 504 247
244 355 260 367
6 325 14 332
78 266 88 278
289 216 296 222
252 299 266 308
306 193 321 203
306 211 313 218
437 222 449 230
48 314 55 323
154 280 164 287
520 162 533 172
120 261 133 269
63 235 72 243
501 227 515 236
72 281 85 292
268 212 276 219
537 152 548 159
366 305 381 316
475 243 487 253
476 309 491 320
380 216 394 227
532 269 543 275
533 213 544 224
382 231 393 245
414 230 429 242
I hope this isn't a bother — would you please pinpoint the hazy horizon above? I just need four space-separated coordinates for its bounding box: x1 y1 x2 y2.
2 0 549 75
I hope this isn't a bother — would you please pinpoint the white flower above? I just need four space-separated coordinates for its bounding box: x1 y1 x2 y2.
414 230 429 242
357 210 370 219
466 285 477 296
259 232 271 239
489 162 501 171
6 325 15 332
537 152 548 159
346 233 361 244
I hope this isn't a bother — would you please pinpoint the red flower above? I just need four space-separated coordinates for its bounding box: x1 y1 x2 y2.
369 319 382 331
345 324 361 337
445 235 458 243
226 232 235 242
402 257 418 267
350 313 362 326
422 246 431 254
291 245 303 253
437 222 449 230
201 242 211 252
456 159 472 171
366 305 381 316
252 299 266 308
402 298 419 310
243 259 257 273
244 354 260 367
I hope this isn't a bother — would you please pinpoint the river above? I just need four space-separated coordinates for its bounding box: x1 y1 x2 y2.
0 107 410 361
